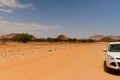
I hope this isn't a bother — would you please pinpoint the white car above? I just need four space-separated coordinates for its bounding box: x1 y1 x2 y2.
104 42 120 72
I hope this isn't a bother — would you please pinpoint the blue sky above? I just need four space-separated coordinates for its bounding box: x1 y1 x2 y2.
0 0 120 38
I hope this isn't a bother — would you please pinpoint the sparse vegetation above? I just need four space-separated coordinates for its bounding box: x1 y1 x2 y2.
0 37 8 45
0 33 96 43
47 37 54 42
12 33 34 43
34 37 95 43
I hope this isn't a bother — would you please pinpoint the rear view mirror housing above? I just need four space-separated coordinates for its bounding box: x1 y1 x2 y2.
103 49 107 52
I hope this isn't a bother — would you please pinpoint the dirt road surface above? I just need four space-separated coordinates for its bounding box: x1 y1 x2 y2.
0 42 120 80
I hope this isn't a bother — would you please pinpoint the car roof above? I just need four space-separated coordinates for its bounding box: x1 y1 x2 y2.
108 42 120 44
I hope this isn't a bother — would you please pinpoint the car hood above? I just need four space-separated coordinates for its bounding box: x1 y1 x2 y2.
108 52 120 58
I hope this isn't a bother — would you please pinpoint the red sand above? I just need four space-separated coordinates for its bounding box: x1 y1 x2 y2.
0 42 119 80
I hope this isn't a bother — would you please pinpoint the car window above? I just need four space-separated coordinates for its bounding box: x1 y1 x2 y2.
109 44 120 52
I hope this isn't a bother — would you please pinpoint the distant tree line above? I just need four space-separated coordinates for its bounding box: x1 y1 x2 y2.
34 38 95 43
0 33 96 44
2 33 120 44
34 34 95 43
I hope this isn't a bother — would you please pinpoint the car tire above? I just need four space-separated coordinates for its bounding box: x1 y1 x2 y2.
104 61 111 72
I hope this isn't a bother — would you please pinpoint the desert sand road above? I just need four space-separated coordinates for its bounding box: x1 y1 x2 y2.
0 42 120 80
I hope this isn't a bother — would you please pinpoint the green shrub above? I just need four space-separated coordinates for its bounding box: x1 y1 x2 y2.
47 37 54 42
87 39 95 43
12 33 34 43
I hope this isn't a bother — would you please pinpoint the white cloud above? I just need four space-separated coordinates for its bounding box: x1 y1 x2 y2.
0 0 32 13
0 8 12 13
0 20 59 37
0 0 32 8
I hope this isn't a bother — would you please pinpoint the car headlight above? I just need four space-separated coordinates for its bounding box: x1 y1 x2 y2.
107 55 114 60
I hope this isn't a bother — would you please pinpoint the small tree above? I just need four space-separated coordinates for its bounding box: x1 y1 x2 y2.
57 34 68 41
68 38 77 42
87 39 95 43
47 37 54 42
12 33 34 43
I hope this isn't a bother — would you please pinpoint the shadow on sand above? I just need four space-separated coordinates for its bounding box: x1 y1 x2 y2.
105 70 120 76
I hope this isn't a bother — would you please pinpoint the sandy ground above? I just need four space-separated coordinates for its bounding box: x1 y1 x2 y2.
0 42 120 80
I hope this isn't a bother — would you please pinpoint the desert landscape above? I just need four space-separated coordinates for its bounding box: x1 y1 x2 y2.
0 42 119 80
0 0 120 80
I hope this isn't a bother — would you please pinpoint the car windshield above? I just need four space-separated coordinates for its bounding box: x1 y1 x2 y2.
109 44 120 52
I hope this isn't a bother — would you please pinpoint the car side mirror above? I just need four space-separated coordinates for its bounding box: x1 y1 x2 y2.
103 49 107 52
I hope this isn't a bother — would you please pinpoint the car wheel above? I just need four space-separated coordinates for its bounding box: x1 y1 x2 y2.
104 61 111 72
